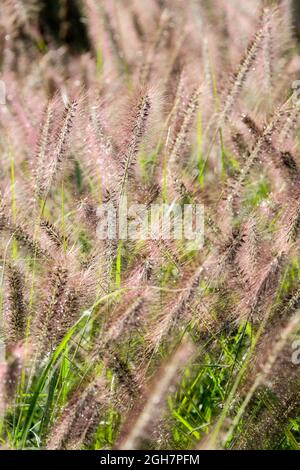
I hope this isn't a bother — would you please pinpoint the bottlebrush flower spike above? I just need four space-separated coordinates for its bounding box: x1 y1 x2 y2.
47 376 107 450
34 97 57 198
118 92 151 196
117 341 195 450
168 87 202 167
218 8 272 126
37 98 79 199
5 263 28 345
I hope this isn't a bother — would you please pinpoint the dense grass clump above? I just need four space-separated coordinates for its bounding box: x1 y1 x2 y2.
0 0 300 450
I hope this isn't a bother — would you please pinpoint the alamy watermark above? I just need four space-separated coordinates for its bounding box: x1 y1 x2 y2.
96 197 204 250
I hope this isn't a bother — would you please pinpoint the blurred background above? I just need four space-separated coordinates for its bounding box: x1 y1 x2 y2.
0 0 299 56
